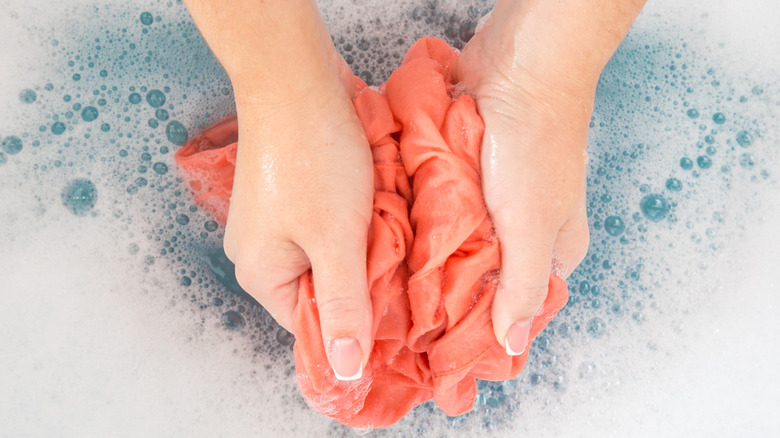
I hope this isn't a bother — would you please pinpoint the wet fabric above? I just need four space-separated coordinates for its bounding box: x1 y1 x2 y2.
174 37 569 429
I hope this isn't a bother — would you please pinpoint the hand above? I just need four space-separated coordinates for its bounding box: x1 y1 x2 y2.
223 50 374 381
455 6 594 355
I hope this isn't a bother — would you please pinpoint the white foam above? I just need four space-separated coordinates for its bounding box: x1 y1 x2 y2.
1 0 779 436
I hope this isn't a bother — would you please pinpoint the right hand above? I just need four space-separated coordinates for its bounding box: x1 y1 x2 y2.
223 50 374 381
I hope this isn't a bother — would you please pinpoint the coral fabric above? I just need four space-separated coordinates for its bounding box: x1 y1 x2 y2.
174 37 569 428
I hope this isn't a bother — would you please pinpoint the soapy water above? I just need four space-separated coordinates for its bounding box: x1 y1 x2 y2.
0 0 779 436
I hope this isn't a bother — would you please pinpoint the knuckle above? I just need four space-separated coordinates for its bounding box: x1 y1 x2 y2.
316 296 367 331
514 285 549 309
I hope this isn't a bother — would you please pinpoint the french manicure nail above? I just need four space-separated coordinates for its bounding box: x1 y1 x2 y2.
505 318 533 356
330 337 363 381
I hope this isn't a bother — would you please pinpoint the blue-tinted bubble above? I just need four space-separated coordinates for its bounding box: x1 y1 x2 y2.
640 194 669 222
51 122 66 135
166 121 188 146
175 214 189 225
100 123 110 132
697 155 712 169
680 157 693 170
222 310 245 331
204 220 218 232
740 153 755 169
99 69 108 77
212 297 223 306
153 162 168 175
155 108 169 121
604 216 625 236
180 276 192 286
128 93 142 104
135 177 148 187
148 118 158 128
140 11 153 25
146 89 166 108
666 177 682 191
686 108 699 118
736 130 753 147
72 103 81 111
81 106 99 122
19 89 37 103
712 112 726 124
1 136 23 155
72 74 81 81
141 152 151 162
61 178 98 216
586 318 605 338
276 328 295 346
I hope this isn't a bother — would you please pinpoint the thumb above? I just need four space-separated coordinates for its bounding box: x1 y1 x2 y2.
491 216 557 356
306 232 372 381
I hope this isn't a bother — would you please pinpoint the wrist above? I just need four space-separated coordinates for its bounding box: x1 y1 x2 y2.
486 0 645 96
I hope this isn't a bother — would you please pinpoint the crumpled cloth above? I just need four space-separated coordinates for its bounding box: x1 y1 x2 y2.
174 37 568 429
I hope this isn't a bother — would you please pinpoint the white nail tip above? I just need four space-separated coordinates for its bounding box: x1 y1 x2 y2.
334 366 363 381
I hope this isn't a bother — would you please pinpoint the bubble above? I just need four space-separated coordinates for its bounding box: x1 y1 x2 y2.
155 109 169 121
1 136 23 155
586 317 606 338
604 216 625 236
165 121 188 146
19 89 37 103
222 310 245 331
212 297 223 306
712 112 726 124
736 130 753 147
696 155 712 169
51 122 66 135
686 108 699 118
276 328 295 346
666 177 682 191
152 162 168 175
72 74 81 81
128 93 142 104
140 11 153 25
640 194 669 222
204 220 218 232
80 106 99 122
680 157 693 170
740 153 755 169
148 119 158 128
180 276 192 286
146 89 166 108
175 214 189 225
100 123 110 132
99 70 108 77
128 243 139 255
61 178 98 216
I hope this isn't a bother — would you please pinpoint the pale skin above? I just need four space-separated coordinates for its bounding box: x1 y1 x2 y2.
183 0 646 380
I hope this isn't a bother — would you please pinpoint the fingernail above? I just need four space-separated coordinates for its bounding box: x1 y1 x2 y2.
329 337 363 381
505 318 533 356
